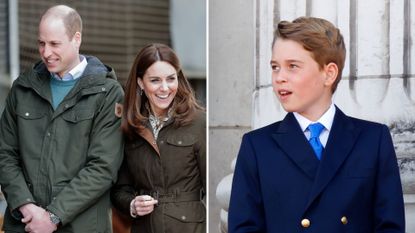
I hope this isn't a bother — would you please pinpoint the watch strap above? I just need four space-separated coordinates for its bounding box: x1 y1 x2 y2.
48 211 61 225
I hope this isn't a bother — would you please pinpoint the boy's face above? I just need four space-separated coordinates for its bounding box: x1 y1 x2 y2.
271 39 333 120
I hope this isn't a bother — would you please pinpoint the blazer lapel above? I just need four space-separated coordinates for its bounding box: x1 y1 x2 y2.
272 113 320 180
303 107 361 211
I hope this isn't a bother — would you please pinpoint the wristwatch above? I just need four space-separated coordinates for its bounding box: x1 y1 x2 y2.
48 211 61 225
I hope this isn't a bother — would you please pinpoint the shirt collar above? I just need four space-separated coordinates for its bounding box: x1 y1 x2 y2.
51 55 88 81
293 102 336 132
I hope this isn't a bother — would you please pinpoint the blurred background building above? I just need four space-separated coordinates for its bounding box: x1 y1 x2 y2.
211 0 415 232
0 0 206 229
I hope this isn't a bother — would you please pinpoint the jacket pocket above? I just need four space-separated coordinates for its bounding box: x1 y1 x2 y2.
62 109 94 123
164 201 205 223
15 106 48 153
162 202 206 233
345 168 374 178
166 134 197 147
16 107 46 120
164 134 199 172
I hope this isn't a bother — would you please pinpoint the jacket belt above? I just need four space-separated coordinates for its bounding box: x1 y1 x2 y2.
139 189 202 203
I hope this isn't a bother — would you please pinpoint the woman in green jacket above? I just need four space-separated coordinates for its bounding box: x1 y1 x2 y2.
111 43 206 233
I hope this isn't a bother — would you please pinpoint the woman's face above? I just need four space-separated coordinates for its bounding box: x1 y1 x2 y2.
138 61 179 117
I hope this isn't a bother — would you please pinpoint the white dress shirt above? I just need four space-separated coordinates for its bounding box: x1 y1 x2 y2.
293 103 336 147
51 55 88 81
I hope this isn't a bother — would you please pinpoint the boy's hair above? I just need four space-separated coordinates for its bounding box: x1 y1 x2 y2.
273 17 346 93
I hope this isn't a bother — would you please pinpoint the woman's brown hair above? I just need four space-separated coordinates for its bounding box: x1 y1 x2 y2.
122 43 203 138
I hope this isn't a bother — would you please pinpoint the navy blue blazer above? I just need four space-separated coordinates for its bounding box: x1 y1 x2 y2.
228 107 405 232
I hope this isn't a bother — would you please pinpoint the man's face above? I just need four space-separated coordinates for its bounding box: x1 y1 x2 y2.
38 17 81 78
270 38 333 120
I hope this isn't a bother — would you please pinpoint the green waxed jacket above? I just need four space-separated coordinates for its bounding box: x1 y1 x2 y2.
0 56 124 233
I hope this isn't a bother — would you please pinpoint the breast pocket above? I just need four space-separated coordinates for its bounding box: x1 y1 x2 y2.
62 109 95 123
16 107 46 120
345 168 374 178
165 134 197 158
15 106 47 146
164 134 199 174
61 108 95 137
56 108 95 162
166 134 197 147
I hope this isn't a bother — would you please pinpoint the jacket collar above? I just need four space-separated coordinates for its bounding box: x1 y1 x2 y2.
272 106 361 213
16 55 116 92
139 127 161 156
15 56 117 120
303 106 361 212
272 112 320 179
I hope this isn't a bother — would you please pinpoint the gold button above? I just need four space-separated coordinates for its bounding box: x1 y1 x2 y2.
301 218 310 228
341 216 348 225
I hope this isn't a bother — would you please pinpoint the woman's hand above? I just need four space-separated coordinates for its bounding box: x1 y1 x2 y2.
130 195 158 217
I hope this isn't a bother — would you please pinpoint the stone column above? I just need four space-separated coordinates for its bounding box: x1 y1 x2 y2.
209 0 255 231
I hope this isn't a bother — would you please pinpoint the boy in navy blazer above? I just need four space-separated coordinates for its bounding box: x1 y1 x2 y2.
228 17 405 232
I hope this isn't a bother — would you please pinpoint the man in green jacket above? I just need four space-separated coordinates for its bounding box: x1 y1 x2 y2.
0 5 124 233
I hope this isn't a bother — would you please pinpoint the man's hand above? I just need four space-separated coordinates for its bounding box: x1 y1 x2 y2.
19 203 57 233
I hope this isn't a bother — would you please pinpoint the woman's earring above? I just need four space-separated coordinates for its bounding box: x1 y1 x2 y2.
139 88 143 96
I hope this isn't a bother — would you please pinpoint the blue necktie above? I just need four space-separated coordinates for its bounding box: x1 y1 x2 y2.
308 123 325 160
